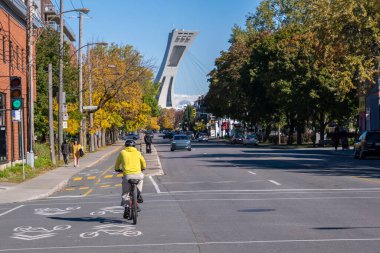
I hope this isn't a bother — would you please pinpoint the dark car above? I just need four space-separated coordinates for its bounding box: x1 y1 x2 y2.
163 132 174 139
230 134 244 144
354 131 380 159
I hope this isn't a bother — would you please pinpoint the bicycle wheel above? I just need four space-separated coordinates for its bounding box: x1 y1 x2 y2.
132 184 138 225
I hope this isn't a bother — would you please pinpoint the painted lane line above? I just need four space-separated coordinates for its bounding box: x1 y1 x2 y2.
73 177 82 181
165 188 380 194
149 176 163 194
79 187 90 190
116 173 123 178
269 180 281 186
47 195 83 199
248 171 256 175
0 205 24 217
87 176 96 180
115 183 122 187
100 185 110 188
65 188 75 191
104 174 113 179
3 238 380 251
83 189 93 197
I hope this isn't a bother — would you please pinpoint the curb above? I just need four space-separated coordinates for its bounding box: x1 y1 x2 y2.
142 144 164 177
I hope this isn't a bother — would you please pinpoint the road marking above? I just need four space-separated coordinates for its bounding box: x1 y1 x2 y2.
104 174 113 179
0 205 24 217
65 188 75 191
353 176 380 185
87 176 96 180
47 195 83 199
269 180 281 186
79 187 90 190
100 185 110 188
160 180 265 185
83 189 93 197
248 171 256 175
149 176 163 194
116 173 123 178
166 187 380 193
73 177 83 181
115 183 122 187
3 238 380 251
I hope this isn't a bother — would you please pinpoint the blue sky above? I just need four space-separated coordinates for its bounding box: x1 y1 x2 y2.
62 0 260 102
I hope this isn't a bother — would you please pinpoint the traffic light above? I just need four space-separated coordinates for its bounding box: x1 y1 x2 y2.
10 76 22 110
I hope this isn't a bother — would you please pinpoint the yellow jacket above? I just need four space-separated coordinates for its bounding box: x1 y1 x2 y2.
72 144 82 158
115 147 146 175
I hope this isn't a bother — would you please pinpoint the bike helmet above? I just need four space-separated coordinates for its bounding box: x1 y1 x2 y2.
124 140 136 147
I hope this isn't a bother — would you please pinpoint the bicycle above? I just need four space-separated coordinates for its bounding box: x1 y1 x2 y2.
124 179 140 225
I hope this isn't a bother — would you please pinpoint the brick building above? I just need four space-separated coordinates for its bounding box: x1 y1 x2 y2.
0 0 35 166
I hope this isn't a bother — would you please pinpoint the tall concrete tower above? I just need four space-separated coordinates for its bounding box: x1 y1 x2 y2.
155 29 198 108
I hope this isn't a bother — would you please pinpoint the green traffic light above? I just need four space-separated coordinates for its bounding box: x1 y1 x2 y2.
12 99 22 110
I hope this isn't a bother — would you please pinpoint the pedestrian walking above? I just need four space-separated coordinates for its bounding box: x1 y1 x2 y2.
144 132 152 153
61 139 71 165
72 140 83 167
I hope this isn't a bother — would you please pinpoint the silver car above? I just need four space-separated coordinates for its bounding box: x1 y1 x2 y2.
171 135 191 151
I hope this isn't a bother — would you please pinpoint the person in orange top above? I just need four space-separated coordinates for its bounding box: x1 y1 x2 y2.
72 140 82 167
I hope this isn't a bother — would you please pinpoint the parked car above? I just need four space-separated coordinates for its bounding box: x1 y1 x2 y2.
230 135 244 144
163 132 174 139
171 135 191 151
243 134 259 146
123 133 139 140
354 131 380 159
146 130 154 139
197 133 209 142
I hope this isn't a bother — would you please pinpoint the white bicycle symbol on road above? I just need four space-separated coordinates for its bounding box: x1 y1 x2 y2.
80 224 142 238
90 206 124 216
12 225 72 240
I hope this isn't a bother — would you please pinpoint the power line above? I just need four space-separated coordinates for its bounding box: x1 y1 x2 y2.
80 0 85 8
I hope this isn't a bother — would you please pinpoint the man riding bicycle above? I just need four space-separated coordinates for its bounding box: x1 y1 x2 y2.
115 140 146 218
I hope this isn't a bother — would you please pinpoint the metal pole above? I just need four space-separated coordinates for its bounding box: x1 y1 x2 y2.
58 0 64 160
48 64 56 165
88 47 95 152
78 13 85 150
21 109 25 180
27 0 34 168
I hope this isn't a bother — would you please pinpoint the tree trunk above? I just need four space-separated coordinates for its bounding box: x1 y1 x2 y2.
102 129 106 146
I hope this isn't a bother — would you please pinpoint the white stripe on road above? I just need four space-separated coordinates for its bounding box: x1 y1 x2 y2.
0 205 24 217
149 176 165 194
269 180 281 186
48 195 84 199
167 187 380 193
248 171 256 175
1 238 380 251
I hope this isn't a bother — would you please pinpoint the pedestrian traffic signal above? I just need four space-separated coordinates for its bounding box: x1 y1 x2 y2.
10 76 22 110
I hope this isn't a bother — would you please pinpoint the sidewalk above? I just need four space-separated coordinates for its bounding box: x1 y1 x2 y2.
0 141 164 204
0 142 124 204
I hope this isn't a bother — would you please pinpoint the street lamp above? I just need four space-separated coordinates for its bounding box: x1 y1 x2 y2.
58 0 90 161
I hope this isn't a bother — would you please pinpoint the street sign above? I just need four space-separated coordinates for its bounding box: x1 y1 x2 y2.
12 109 21 122
63 121 68 129
62 113 69 121
62 104 68 113
83 105 98 111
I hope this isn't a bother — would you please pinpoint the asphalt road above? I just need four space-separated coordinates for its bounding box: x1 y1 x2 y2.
1 137 380 252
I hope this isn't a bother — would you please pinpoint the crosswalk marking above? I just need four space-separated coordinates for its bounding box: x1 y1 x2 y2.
66 188 75 191
115 183 122 187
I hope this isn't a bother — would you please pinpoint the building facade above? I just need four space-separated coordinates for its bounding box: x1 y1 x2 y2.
155 29 198 108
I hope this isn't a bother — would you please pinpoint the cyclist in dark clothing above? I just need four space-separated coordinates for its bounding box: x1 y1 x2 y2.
144 133 152 153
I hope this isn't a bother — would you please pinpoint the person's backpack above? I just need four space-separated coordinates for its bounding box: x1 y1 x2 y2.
79 148 84 157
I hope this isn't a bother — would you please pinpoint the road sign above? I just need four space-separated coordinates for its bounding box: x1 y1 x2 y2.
63 121 68 129
12 109 21 122
62 113 69 121
62 104 67 113
83 106 98 111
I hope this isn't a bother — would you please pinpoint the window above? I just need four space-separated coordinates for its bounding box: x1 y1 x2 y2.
16 46 19 69
21 49 24 70
9 41 12 67
0 93 5 126
2 36 5 63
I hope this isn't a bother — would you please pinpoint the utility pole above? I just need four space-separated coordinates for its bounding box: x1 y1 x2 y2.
48 64 56 165
58 0 64 160
78 12 85 150
26 0 35 168
88 47 95 152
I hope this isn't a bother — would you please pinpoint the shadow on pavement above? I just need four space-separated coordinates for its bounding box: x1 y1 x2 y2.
237 208 276 213
49 217 126 224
